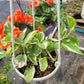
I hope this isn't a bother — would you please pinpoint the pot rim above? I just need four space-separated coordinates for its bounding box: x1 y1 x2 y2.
12 57 60 81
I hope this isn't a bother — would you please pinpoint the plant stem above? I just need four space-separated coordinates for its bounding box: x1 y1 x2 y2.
46 50 55 62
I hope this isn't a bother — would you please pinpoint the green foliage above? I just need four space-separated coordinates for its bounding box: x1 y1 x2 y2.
0 74 14 84
3 22 11 35
15 54 27 68
24 66 35 83
39 57 48 71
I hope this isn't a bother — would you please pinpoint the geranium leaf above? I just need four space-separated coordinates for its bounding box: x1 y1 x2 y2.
23 31 37 46
24 66 35 83
15 54 27 68
35 22 46 32
28 54 37 65
61 37 83 55
36 32 45 42
39 57 48 71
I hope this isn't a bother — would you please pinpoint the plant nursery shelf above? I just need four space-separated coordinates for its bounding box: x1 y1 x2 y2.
75 19 84 24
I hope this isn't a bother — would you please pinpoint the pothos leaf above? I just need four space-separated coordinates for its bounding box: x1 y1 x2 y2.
39 57 48 71
15 54 27 68
24 66 35 83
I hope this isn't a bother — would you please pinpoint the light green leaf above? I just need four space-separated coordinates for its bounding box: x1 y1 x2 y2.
24 66 35 83
47 41 58 52
67 16 77 34
3 22 11 35
37 40 50 49
15 38 22 45
61 37 83 55
19 28 27 41
39 57 48 71
1 33 11 46
23 31 37 45
28 54 37 65
36 32 45 42
0 50 7 59
15 54 27 68
61 22 67 39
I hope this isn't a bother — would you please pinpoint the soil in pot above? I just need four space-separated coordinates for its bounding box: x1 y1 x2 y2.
18 51 57 78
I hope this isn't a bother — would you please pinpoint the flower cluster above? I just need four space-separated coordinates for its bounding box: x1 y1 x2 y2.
29 0 39 9
37 27 42 33
29 0 54 9
0 23 9 49
7 10 33 24
0 23 22 50
47 0 54 6
14 26 22 38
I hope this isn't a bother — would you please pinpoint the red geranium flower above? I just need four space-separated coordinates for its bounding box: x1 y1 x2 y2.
37 27 42 33
47 0 54 6
0 23 5 31
14 26 22 38
29 0 39 9
0 31 5 42
7 16 11 23
0 43 10 50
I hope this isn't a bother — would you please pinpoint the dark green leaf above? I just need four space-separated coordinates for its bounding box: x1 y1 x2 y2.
28 54 37 65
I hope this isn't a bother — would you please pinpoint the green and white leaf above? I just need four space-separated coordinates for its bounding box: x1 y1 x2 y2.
24 66 35 83
47 41 58 52
19 28 27 41
15 54 27 68
0 50 7 59
61 37 83 55
3 22 11 35
36 32 45 42
1 33 11 46
37 40 50 49
67 16 77 34
61 22 67 39
23 31 37 45
28 45 42 56
28 54 37 65
39 57 48 71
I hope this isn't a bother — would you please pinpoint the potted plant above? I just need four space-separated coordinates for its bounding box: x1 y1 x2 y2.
0 17 83 83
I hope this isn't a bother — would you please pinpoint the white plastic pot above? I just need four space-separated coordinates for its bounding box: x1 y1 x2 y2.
12 49 60 83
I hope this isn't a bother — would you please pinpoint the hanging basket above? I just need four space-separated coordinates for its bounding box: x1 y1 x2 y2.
10 0 61 83
12 48 60 82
